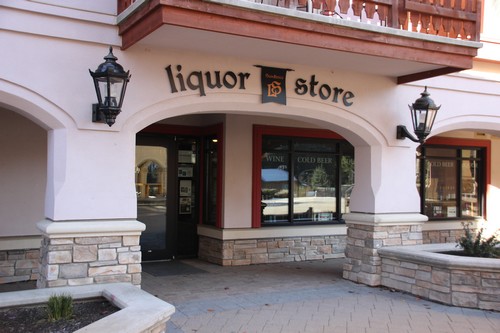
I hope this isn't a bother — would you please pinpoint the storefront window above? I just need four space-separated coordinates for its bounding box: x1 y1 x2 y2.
417 145 484 220
261 136 354 225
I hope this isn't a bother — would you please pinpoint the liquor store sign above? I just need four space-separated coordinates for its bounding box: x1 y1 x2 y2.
165 65 355 107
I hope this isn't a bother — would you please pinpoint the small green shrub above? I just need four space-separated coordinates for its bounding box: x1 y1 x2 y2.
46 294 73 322
457 222 500 258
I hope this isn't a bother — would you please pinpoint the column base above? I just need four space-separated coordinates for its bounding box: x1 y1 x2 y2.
36 219 145 288
342 213 426 286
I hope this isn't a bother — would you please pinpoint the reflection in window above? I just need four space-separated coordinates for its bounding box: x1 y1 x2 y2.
417 146 483 220
135 146 167 250
293 153 336 222
135 147 167 200
261 152 290 223
261 136 354 225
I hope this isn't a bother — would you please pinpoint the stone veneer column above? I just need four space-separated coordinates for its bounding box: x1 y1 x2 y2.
342 213 426 286
36 219 145 288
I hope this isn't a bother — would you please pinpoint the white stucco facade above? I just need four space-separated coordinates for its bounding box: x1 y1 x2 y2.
1 0 499 287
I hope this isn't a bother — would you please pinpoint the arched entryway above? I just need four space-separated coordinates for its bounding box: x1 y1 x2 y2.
123 88 390 268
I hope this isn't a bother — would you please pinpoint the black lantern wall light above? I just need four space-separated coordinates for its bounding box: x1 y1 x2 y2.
397 86 441 144
89 47 131 127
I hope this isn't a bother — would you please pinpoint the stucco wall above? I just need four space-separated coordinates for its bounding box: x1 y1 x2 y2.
1 0 500 230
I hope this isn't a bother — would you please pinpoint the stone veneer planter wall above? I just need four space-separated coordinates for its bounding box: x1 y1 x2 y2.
0 283 175 333
422 229 465 244
378 243 500 311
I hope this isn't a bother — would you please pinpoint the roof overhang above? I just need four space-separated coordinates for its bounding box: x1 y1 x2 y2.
118 0 482 84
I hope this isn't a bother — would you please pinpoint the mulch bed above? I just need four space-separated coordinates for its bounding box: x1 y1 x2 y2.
0 298 119 333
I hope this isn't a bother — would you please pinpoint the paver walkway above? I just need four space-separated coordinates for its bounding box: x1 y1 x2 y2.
141 258 500 333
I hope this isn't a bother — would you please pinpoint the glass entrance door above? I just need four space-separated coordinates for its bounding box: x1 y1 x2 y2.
136 135 199 261
136 143 170 260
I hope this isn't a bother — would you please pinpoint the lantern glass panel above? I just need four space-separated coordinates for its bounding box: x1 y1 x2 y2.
424 108 438 132
96 78 125 108
413 109 427 132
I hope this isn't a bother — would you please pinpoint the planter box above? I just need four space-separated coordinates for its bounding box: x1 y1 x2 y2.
0 283 175 333
379 243 500 311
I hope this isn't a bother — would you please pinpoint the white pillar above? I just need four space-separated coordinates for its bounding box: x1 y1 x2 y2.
39 128 145 287
349 144 421 214
45 129 137 220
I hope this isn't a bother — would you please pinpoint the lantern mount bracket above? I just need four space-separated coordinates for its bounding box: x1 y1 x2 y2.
396 125 421 143
92 104 103 123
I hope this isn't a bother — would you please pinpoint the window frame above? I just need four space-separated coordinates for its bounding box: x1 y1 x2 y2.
419 136 491 221
252 125 350 228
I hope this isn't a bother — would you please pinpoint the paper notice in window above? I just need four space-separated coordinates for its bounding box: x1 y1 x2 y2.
447 206 457 218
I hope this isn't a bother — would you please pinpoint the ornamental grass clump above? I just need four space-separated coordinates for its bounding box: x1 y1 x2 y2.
46 294 73 322
457 222 500 258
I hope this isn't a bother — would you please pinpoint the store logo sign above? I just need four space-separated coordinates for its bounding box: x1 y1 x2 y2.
255 66 292 105
267 81 282 98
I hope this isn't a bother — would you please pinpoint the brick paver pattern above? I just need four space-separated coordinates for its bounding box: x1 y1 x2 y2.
141 259 500 333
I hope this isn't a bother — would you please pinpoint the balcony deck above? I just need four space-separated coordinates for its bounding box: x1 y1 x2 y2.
117 0 482 83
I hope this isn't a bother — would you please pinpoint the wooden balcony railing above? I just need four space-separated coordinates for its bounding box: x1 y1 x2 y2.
118 0 481 41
